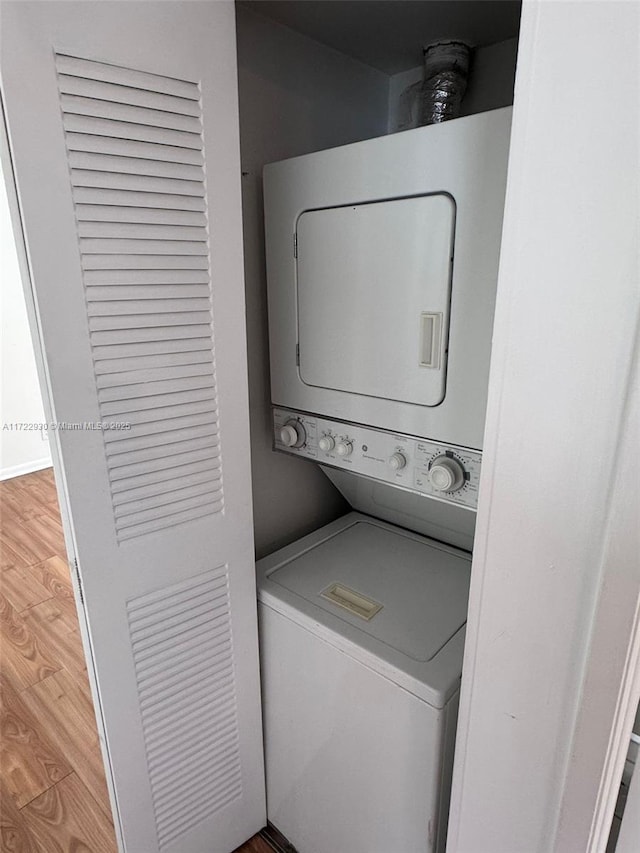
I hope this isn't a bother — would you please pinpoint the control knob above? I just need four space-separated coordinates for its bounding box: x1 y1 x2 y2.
335 440 353 458
279 420 306 448
428 455 466 492
318 435 336 453
388 452 407 471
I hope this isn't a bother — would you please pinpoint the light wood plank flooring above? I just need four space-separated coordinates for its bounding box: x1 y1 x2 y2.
1 468 271 853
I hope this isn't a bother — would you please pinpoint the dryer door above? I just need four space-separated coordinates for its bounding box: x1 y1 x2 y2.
297 194 455 408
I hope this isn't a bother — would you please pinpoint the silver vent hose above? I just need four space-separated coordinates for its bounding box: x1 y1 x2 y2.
419 41 471 126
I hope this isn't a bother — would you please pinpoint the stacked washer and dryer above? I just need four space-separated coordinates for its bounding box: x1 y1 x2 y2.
257 107 513 853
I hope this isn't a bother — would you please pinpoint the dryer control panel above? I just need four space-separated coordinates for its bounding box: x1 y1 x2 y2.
273 407 481 510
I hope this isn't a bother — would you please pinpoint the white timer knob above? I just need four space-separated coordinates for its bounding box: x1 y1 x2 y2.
279 420 305 448
336 440 353 458
427 456 466 492
388 452 407 471
319 435 335 453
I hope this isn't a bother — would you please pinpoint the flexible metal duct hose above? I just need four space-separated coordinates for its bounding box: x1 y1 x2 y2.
419 41 471 126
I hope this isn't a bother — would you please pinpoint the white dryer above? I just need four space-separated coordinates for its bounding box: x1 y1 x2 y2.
257 513 471 853
264 107 512 450
259 108 512 852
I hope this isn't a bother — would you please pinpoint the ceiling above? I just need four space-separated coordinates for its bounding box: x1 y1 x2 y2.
238 0 522 75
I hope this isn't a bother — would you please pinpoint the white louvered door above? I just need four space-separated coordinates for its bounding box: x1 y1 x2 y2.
1 3 265 852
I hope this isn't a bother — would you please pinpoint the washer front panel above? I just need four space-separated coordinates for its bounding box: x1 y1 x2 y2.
273 407 481 510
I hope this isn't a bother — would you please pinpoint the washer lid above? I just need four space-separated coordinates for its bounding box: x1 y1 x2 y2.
257 513 471 707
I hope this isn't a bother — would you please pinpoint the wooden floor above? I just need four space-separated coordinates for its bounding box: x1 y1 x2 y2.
232 837 274 853
0 468 272 853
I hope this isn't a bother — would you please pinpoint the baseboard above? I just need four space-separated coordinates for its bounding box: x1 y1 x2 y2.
0 457 52 481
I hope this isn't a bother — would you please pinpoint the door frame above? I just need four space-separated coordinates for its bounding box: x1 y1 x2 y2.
447 1 640 851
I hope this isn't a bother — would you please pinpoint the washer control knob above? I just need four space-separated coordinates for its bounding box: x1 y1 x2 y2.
279 420 305 448
336 440 353 458
318 435 335 453
428 456 466 492
388 452 407 471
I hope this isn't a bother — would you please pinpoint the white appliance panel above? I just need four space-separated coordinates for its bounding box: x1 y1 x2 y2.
265 108 512 450
259 605 458 853
257 513 469 709
267 519 470 663
322 467 477 551
273 407 482 511
297 194 454 407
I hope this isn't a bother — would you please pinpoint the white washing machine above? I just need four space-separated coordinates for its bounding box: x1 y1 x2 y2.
257 513 470 853
260 108 512 852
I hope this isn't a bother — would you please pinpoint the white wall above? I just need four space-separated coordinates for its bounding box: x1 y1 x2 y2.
235 7 390 558
388 38 518 133
0 161 51 479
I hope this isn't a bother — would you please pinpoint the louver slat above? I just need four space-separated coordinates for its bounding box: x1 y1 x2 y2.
106 421 218 454
76 204 206 226
94 344 212 368
61 95 202 133
69 152 205 182
133 611 230 659
63 114 202 149
99 377 216 405
111 459 220 495
57 75 201 116
88 285 210 302
107 428 220 461
107 433 218 463
65 132 204 165
101 388 217 417
138 640 229 692
94 348 212 372
115 482 223 521
96 363 213 388
113 469 218 504
142 639 235 684
79 224 208 242
88 314 211 333
55 54 200 99
74 187 206 211
81 238 207 255
118 501 223 541
126 567 243 846
149 699 235 759
90 325 212 346
87 298 212 317
119 402 218 428
85 269 209 285
56 52 223 544
136 630 229 684
83 255 208 271
103 411 215 441
71 171 206 197
108 447 221 482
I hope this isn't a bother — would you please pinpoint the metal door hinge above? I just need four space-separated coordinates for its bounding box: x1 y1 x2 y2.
73 558 85 606
293 233 298 258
